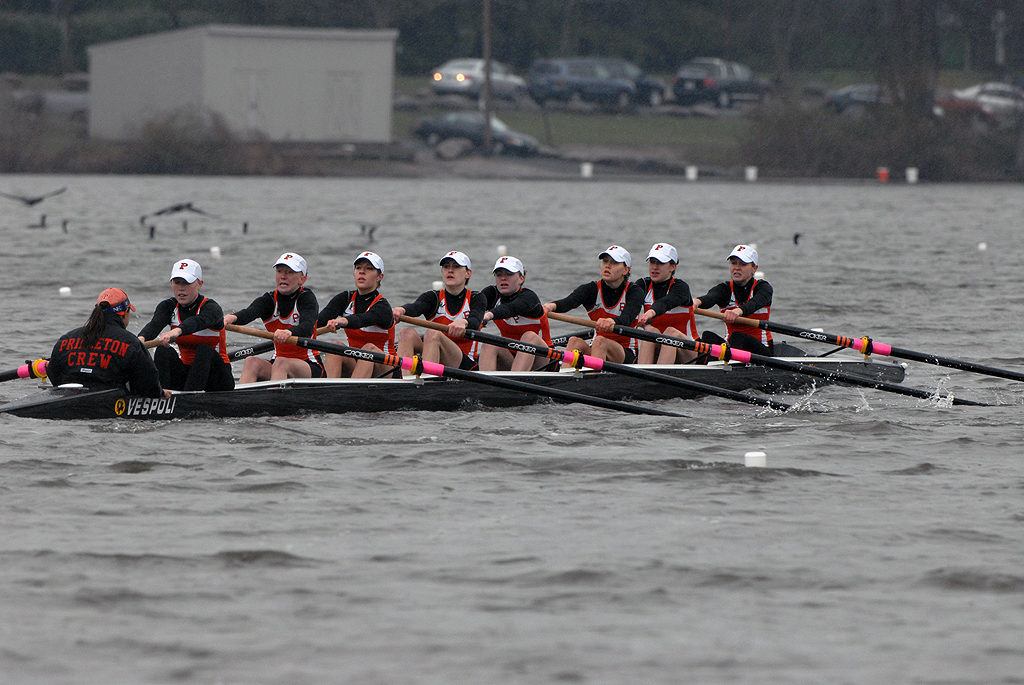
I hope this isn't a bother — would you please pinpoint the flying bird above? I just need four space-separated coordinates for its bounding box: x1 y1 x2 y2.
0 186 66 206
143 202 219 221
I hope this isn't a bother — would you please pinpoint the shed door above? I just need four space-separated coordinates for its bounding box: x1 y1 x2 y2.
325 71 362 139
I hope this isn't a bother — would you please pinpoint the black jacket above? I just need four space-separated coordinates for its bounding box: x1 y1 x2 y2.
48 314 163 397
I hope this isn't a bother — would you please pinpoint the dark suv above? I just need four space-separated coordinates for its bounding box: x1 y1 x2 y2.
597 58 667 107
527 58 636 109
672 57 771 108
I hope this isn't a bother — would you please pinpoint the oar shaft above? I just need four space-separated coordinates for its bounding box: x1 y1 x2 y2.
695 307 1024 383
549 312 986 407
400 316 790 410
226 324 683 417
0 359 48 382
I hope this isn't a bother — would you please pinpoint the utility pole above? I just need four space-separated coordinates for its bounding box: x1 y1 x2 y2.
992 9 1007 80
482 0 493 155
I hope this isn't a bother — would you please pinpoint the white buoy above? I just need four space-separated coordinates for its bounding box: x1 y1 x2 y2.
977 242 988 251
432 280 443 290
905 167 919 184
744 451 767 468
685 165 698 181
58 286 71 297
210 245 222 259
811 327 824 333
580 162 593 179
744 166 758 182
754 270 765 280
496 244 508 257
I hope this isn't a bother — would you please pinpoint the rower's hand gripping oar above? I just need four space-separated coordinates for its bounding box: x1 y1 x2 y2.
696 307 1024 384
225 324 685 418
548 312 988 407
399 315 792 411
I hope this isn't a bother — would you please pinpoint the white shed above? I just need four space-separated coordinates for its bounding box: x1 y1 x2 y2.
88 24 398 143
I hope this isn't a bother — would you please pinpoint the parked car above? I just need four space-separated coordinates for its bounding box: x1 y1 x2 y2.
527 58 636 109
947 82 1024 127
412 111 539 156
672 57 770 108
429 59 527 101
823 84 892 115
596 58 667 106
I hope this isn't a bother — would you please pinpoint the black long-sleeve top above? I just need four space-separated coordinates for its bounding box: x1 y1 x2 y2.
694 279 773 316
316 289 393 330
48 313 163 397
550 279 644 325
480 285 546 320
138 295 224 341
632 276 693 314
231 288 320 337
399 289 486 330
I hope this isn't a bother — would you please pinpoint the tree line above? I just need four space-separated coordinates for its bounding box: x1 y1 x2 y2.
1 0 1022 81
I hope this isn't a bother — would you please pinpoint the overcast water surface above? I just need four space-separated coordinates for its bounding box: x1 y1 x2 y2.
1 173 1023 684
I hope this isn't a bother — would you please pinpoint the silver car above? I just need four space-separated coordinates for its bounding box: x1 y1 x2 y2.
430 58 527 101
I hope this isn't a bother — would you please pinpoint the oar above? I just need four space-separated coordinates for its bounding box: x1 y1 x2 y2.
228 341 274 362
548 312 987 406
400 315 792 411
225 324 685 418
696 307 1024 384
0 359 48 383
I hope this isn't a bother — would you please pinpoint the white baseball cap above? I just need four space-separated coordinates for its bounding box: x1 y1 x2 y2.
493 255 524 275
440 250 472 270
169 258 202 283
354 251 384 272
274 252 307 275
599 245 631 267
647 243 678 264
728 244 758 264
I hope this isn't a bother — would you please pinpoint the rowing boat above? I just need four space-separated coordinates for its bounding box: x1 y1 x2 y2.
0 348 905 420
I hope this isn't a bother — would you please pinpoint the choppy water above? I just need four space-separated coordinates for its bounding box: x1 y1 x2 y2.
1 173 1023 684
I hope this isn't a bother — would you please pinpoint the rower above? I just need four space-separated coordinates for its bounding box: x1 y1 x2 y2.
392 250 486 374
138 259 234 392
223 252 325 383
478 256 552 371
542 245 643 364
47 287 165 397
317 251 396 378
692 244 774 356
635 243 698 364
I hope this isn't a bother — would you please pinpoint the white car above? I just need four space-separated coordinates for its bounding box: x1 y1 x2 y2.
430 59 527 101
951 82 1024 126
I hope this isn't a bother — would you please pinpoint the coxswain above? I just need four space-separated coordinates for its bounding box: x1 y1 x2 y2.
317 251 396 378
478 256 552 371
392 250 486 374
542 245 644 364
47 287 165 397
223 252 324 383
138 259 234 392
692 244 774 356
634 243 698 364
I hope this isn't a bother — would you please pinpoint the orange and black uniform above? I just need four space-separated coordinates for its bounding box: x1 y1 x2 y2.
317 289 396 352
399 288 487 369
695 278 774 355
480 285 552 344
48 313 163 396
549 279 644 362
633 276 699 338
231 288 324 376
139 296 234 391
